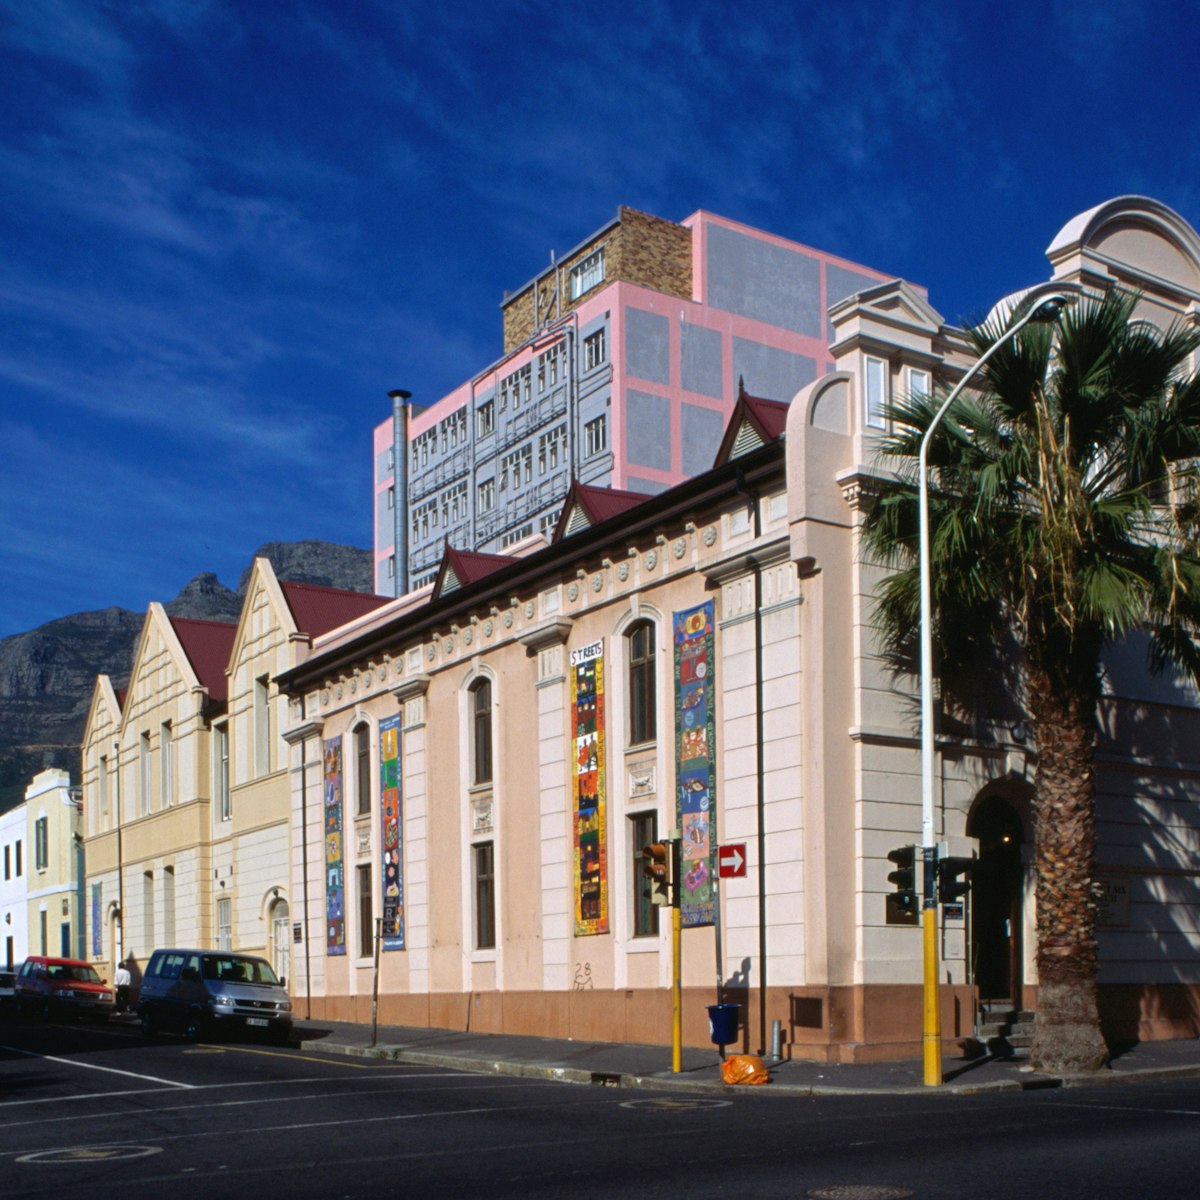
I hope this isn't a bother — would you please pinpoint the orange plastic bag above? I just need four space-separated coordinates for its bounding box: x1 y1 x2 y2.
720 1054 769 1085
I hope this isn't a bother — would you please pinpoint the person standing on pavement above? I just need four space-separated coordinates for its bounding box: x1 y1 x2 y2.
114 960 132 1013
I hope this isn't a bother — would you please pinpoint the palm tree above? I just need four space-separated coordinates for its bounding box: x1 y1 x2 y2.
863 289 1200 1074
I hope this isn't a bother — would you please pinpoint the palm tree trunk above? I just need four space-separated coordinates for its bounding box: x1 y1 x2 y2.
1027 664 1109 1073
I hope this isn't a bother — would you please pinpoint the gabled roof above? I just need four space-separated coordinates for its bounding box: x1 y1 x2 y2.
713 379 789 466
169 617 237 703
552 481 649 542
280 581 392 639
433 546 513 599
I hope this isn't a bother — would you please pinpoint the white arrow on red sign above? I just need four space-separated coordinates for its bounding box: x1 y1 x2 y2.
718 843 747 878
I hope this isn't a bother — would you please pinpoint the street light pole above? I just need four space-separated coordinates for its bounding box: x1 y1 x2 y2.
917 283 1079 1087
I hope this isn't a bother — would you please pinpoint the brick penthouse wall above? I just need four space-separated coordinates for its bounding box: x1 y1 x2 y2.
502 207 693 352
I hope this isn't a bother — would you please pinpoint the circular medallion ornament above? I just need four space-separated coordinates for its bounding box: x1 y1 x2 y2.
378 667 387 683
335 685 343 700
703 525 717 547
484 619 494 636
617 562 629 581
568 583 579 602
646 550 658 570
592 573 604 592
427 645 435 661
673 537 687 559
525 602 535 618
504 611 513 628
320 690 330 706
444 637 453 654
464 628 473 646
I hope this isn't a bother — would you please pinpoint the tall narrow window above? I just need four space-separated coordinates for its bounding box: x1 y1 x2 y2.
163 866 176 944
865 356 888 429
355 725 371 817
35 816 49 871
143 871 155 950
474 842 496 950
217 897 232 951
358 863 374 957
139 732 151 815
99 754 109 829
470 679 493 785
627 621 657 745
631 812 660 938
215 722 231 821
160 721 173 807
255 675 271 776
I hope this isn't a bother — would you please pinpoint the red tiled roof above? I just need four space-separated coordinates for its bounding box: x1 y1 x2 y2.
280 581 392 639
552 481 648 541
713 379 789 466
169 617 237 701
434 546 513 598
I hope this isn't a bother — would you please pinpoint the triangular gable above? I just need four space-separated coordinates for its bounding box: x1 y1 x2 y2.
551 480 648 542
82 674 123 754
827 277 944 336
432 546 513 599
713 380 789 466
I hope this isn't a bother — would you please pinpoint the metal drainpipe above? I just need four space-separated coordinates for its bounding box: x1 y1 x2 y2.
114 738 124 963
389 390 412 597
736 466 769 1056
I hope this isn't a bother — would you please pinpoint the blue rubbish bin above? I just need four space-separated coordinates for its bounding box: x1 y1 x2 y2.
707 1003 740 1046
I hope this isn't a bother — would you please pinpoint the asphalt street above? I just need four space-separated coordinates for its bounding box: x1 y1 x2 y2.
1 1018 1197 1199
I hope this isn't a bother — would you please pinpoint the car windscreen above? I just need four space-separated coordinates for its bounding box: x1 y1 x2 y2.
61 965 102 983
200 956 280 986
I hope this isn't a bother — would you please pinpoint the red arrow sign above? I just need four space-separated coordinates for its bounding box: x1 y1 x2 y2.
718 843 747 878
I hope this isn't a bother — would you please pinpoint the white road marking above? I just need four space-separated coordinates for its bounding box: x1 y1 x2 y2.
0 1045 193 1089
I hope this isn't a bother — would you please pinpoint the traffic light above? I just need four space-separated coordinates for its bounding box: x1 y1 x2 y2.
887 845 918 914
643 842 672 906
937 855 974 903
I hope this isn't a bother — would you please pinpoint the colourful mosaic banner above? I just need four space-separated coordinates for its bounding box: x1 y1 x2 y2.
674 601 716 927
571 640 608 935
91 882 102 956
379 715 404 951
324 736 346 956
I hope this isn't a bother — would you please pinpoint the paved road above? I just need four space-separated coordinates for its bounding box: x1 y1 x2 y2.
2 1019 1197 1199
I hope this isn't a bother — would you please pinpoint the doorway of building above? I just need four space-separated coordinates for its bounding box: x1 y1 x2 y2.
968 793 1026 1002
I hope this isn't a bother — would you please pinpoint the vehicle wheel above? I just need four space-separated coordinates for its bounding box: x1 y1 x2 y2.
184 1009 206 1042
140 1011 157 1040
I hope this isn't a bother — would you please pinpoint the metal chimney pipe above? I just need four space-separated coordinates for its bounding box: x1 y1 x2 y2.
388 390 413 597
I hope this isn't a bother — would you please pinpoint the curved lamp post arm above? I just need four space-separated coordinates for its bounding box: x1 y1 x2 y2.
917 286 1079 849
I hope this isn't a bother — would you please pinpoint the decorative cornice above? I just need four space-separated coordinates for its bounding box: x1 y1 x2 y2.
701 534 790 586
390 674 431 704
517 616 574 652
281 719 324 745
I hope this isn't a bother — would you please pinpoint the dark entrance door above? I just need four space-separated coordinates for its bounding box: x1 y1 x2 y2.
968 795 1025 1002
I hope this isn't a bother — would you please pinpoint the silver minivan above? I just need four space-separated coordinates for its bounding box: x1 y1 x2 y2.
137 949 292 1044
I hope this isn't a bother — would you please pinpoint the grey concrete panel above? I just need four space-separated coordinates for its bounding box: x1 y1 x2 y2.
624 307 670 384
376 488 392 540
706 224 821 335
625 475 670 496
625 389 672 471
826 264 885 342
680 323 723 398
376 448 393 484
681 403 727 476
732 338 817 403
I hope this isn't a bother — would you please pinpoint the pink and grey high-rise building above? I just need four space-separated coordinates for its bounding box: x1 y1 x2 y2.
373 207 904 594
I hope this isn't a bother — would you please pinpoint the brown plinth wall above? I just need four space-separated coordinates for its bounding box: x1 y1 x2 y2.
302 981 1200 1060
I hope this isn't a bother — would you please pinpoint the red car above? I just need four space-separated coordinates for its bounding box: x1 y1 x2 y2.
15 956 116 1022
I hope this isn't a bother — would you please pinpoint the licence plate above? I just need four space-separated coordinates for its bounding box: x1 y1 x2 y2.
247 1018 269 1027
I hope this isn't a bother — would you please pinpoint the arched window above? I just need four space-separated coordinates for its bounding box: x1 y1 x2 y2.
627 621 656 745
470 678 493 785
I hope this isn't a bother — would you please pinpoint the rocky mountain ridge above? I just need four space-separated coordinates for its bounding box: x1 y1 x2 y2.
0 541 374 813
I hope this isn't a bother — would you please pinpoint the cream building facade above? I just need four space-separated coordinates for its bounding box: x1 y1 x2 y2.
277 196 1200 1061
81 563 389 986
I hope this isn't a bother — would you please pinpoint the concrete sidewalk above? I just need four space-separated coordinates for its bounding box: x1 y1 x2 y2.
293 1018 1200 1096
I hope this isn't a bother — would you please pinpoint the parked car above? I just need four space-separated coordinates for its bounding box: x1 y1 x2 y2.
15 956 116 1021
137 948 292 1044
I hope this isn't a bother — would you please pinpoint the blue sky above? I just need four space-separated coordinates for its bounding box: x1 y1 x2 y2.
1 0 1196 638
